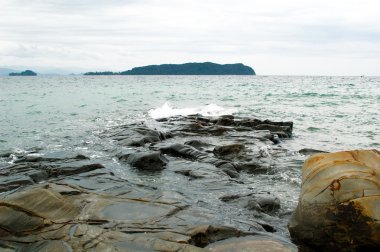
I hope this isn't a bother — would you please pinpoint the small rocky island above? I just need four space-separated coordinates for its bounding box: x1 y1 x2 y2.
9 70 37 76
84 62 255 75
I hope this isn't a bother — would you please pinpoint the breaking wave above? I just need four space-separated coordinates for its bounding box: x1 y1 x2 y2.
148 102 238 119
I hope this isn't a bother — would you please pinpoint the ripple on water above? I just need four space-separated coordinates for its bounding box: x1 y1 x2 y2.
26 110 42 115
307 127 321 132
319 93 338 97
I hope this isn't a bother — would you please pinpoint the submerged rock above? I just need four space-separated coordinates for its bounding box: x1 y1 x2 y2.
288 149 380 251
246 196 281 213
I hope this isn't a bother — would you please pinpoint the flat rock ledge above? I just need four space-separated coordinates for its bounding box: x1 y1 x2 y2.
0 115 298 251
288 149 380 251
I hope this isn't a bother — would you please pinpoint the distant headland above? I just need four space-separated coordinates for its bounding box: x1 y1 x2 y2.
9 70 37 76
84 62 255 75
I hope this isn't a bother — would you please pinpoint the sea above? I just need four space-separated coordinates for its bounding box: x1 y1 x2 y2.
0 75 379 236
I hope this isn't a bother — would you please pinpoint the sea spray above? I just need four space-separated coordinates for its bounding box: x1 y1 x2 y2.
148 102 238 119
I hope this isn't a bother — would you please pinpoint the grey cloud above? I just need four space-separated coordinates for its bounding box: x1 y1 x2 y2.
294 24 380 43
8 0 145 11
0 0 379 75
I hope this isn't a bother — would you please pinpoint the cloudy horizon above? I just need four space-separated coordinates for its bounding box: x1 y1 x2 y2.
1 0 379 75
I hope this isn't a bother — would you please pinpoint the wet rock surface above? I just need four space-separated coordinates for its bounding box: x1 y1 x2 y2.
0 115 300 251
289 149 380 251
0 152 104 193
205 235 297 252
121 151 169 171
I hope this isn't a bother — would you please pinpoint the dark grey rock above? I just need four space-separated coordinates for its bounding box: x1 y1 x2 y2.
0 175 34 192
27 170 49 183
0 114 297 250
184 140 213 150
217 163 239 178
113 127 170 147
235 161 270 173
122 151 168 171
213 144 245 159
298 148 328 155
46 162 104 177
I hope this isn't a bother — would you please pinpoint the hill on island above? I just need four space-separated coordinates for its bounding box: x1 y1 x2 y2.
9 70 37 76
84 62 255 75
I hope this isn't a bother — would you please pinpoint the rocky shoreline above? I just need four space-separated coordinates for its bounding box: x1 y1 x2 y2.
0 115 301 251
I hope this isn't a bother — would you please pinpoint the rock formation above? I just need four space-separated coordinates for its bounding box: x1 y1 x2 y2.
288 149 380 251
0 115 297 251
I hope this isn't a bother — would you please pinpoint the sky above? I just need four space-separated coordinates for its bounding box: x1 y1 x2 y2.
0 0 379 75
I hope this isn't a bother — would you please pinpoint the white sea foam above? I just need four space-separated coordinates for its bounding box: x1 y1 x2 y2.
148 102 238 119
259 145 272 157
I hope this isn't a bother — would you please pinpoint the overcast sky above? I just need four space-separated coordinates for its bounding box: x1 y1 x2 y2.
0 0 379 75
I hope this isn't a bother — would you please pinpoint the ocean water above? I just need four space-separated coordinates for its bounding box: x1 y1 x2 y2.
1 75 378 153
0 75 379 236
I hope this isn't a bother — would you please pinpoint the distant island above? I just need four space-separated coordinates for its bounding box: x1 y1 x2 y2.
83 71 116 76
9 70 37 76
84 62 255 75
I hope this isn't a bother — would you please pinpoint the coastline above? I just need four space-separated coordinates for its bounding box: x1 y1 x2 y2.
0 114 299 251
0 75 378 251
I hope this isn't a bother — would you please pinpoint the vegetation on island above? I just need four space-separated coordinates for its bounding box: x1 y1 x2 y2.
9 70 37 76
83 71 116 76
84 62 255 76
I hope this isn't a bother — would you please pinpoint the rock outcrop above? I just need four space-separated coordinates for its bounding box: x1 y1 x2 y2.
288 149 380 251
0 115 297 251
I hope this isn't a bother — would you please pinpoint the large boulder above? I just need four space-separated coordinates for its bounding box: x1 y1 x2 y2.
288 149 380 251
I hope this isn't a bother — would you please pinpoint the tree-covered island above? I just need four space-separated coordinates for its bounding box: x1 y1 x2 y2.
84 62 255 75
9 70 37 76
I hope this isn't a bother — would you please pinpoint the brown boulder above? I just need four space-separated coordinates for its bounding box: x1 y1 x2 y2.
288 149 380 251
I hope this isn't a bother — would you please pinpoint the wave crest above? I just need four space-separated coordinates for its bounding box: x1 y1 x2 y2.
148 102 237 119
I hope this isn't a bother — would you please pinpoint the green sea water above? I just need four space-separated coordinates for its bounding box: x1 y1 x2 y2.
1 75 378 153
